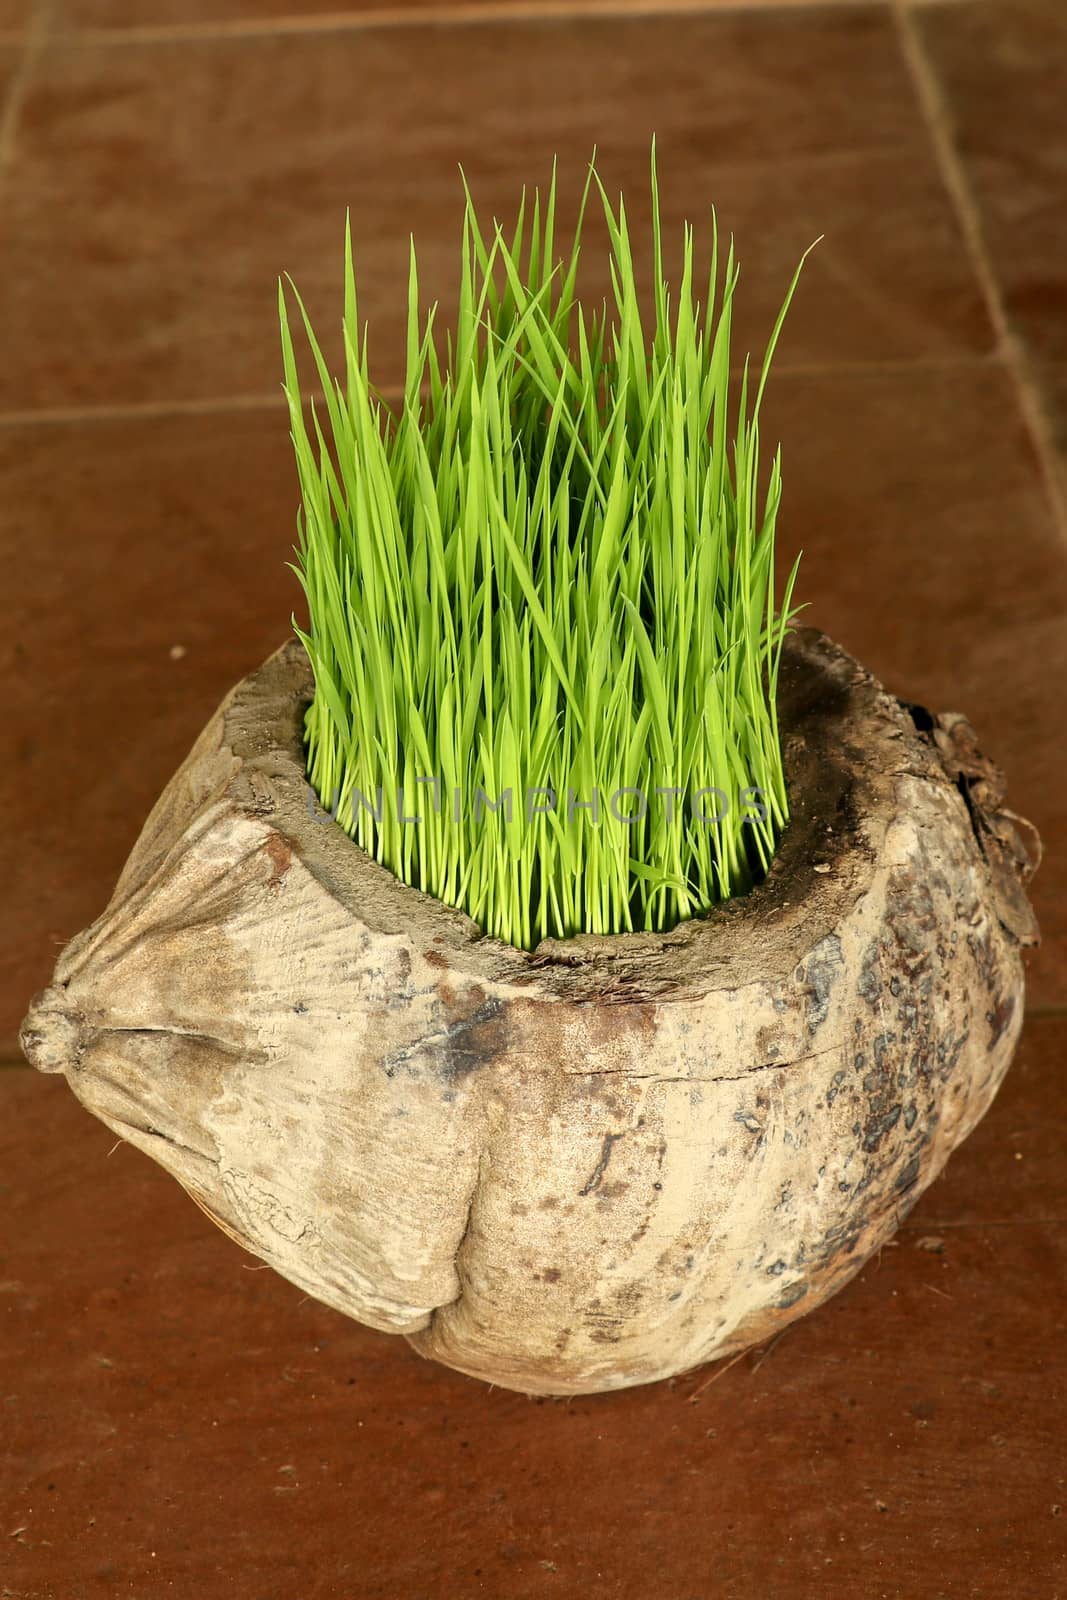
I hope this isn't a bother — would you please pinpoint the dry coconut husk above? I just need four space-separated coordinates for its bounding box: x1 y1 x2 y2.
21 627 1040 1396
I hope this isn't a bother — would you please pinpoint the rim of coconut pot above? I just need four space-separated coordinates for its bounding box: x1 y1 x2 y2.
216 622 1000 1004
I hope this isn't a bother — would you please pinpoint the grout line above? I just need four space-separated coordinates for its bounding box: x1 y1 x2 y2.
0 391 292 427
892 0 1067 545
0 353 1006 429
0 1 49 183
43 0 887 50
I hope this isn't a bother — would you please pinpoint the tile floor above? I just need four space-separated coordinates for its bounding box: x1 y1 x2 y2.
1 0 1064 1595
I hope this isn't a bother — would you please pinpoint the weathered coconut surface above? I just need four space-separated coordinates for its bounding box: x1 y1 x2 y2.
21 628 1040 1396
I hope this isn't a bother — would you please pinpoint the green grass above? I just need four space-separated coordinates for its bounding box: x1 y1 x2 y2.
279 148 809 950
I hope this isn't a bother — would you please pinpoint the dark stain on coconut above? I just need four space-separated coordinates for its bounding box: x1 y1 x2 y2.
380 990 508 1082
582 1300 625 1345
438 994 508 1081
579 997 658 1049
894 1152 922 1194
801 934 844 1032
264 834 292 888
811 1216 865 1269
988 993 1016 1048
934 1028 970 1085
756 1024 784 1063
579 1132 624 1197
587 1325 624 1345
872 1031 896 1070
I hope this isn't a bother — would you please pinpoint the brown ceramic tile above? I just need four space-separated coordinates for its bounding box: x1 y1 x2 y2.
0 6 992 413
0 41 18 93
5 358 1066 1052
1 1017 1065 1598
915 0 1067 364
0 0 32 35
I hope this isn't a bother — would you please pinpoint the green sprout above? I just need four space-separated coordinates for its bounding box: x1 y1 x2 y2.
280 147 809 950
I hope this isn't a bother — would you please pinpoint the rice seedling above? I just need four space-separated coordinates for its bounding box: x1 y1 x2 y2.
279 146 810 950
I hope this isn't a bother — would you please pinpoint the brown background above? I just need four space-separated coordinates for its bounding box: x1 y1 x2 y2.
1 1 1065 1596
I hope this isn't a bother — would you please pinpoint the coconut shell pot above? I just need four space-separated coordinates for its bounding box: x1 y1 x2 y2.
21 626 1040 1396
